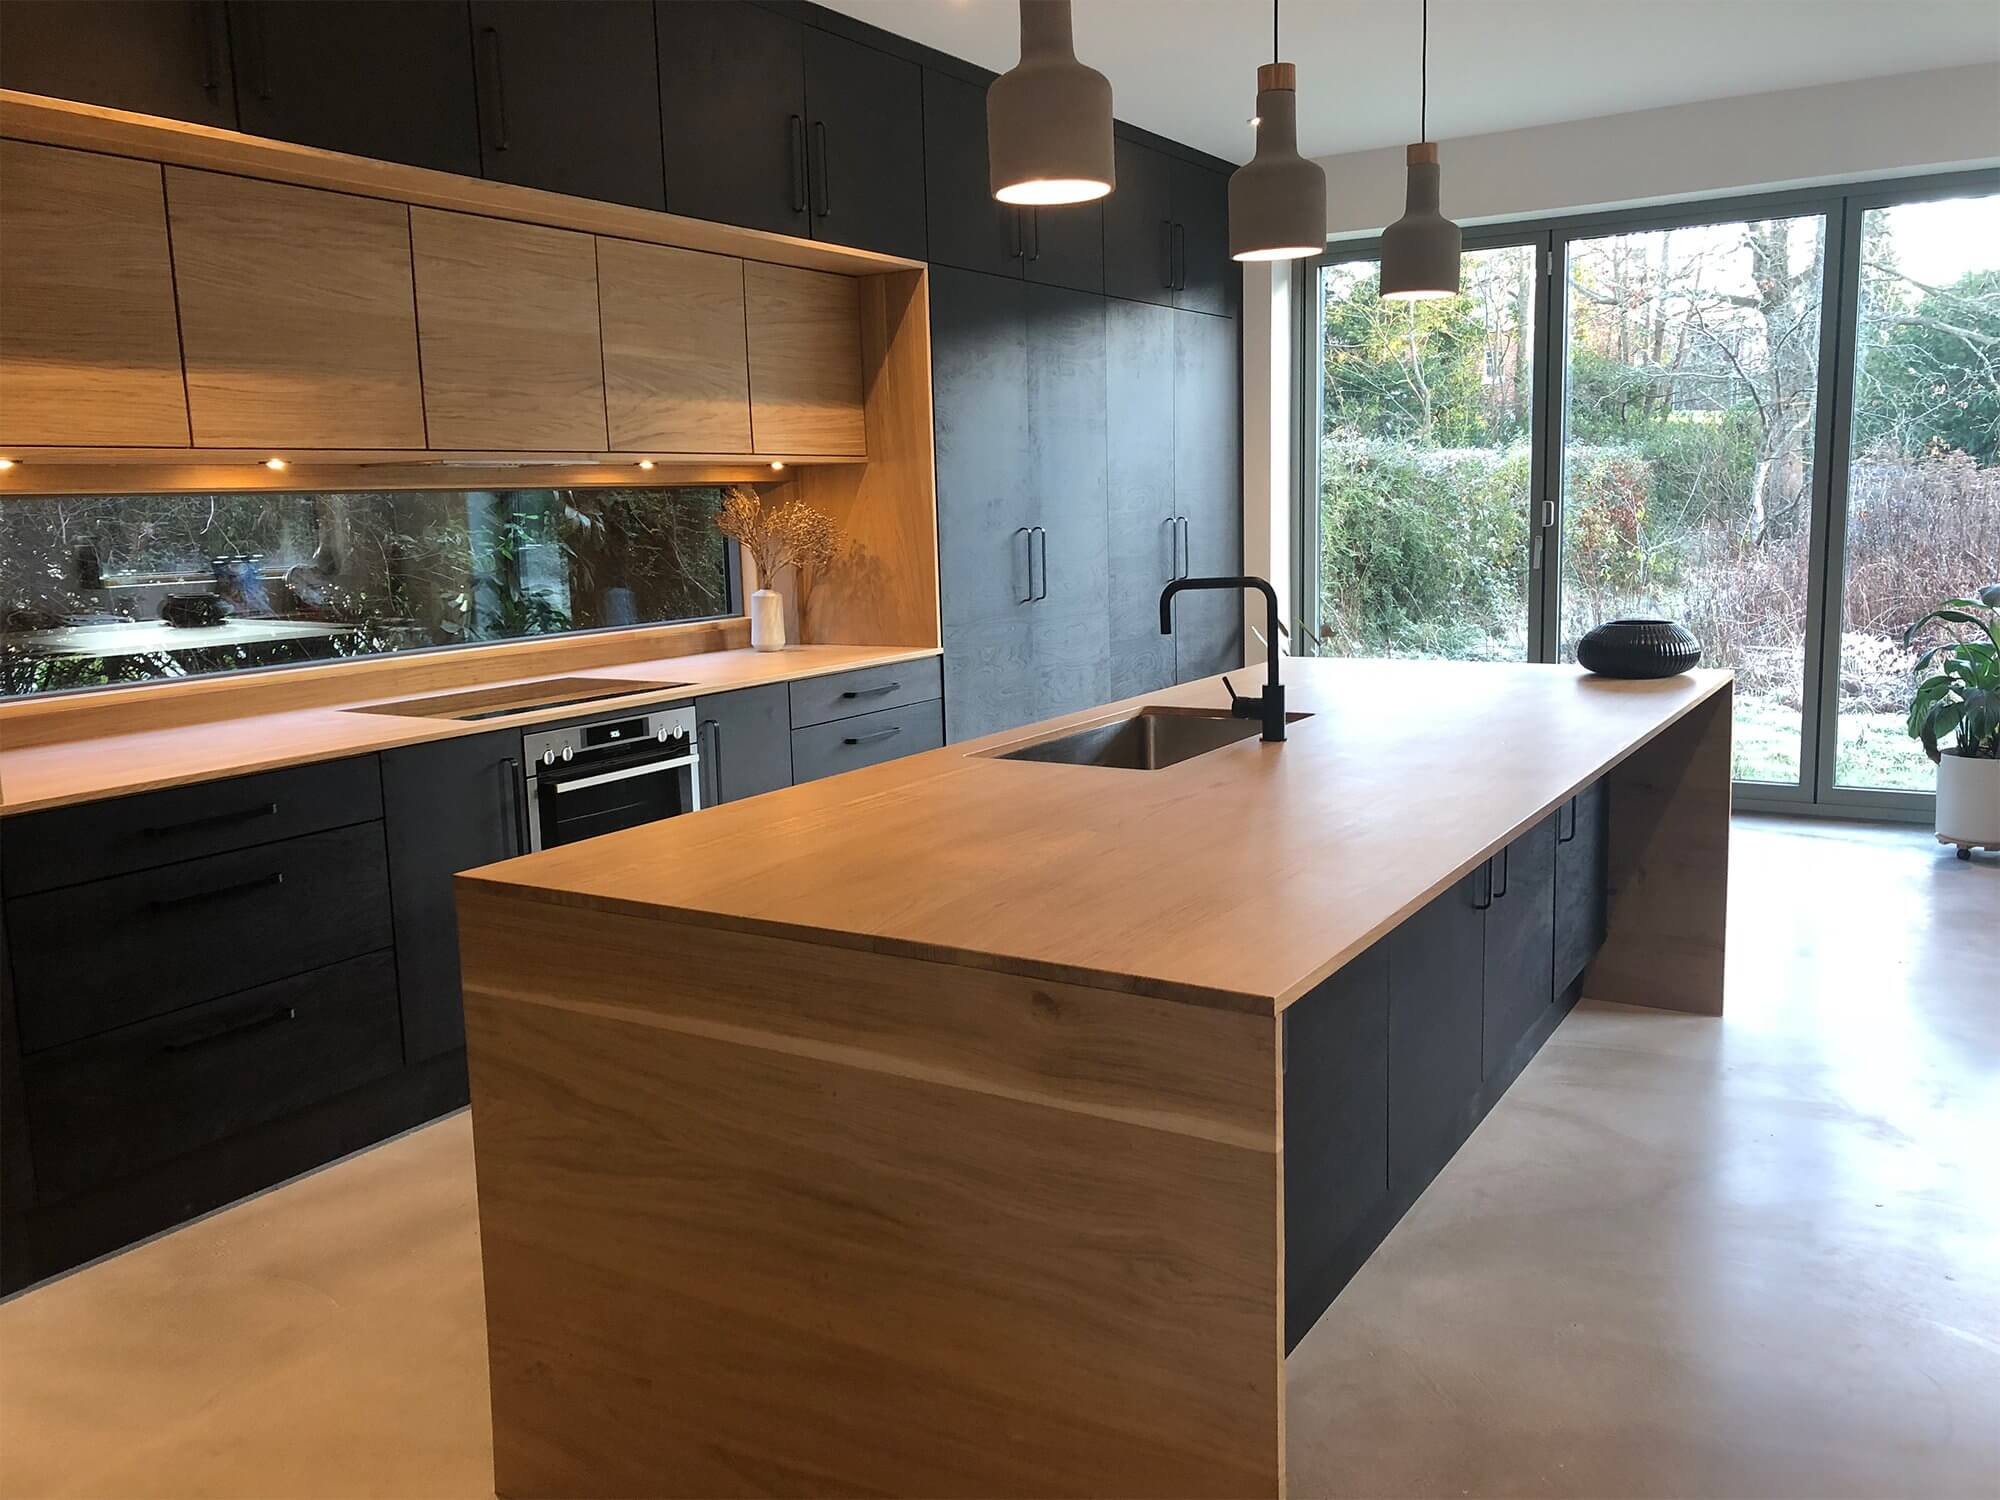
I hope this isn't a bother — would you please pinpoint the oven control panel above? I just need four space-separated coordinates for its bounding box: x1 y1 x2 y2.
522 704 697 768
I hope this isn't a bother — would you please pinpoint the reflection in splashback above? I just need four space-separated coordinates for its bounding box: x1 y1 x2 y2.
1 487 733 698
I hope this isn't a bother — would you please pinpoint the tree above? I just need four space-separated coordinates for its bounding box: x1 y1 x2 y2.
1852 266 2000 464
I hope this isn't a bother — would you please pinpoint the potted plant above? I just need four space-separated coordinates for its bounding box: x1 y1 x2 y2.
1905 584 2000 856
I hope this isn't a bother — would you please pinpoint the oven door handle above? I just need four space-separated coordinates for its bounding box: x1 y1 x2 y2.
549 754 697 794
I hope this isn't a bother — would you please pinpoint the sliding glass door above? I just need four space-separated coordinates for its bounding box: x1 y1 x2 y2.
1301 167 1999 818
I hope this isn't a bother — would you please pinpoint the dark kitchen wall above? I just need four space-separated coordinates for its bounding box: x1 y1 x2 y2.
0 0 1243 740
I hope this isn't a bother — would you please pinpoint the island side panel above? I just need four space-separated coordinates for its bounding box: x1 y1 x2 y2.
1586 681 1733 1016
458 887 1285 1500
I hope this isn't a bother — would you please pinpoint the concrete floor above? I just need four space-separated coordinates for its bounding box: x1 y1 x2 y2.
1 817 1993 1499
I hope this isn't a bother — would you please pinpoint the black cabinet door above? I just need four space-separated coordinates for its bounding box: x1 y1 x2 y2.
0 1 236 128
1482 814 1559 1082
1388 872 1487 1197
469 0 664 209
1172 307 1243 682
1105 296 1176 699
381 730 522 1062
1172 158 1236 317
921 68 1023 280
695 685 793 806
802 26 925 260
1283 942 1389 1350
1554 778 1610 995
1102 136 1175 306
229 1 481 176
656 0 806 235
1023 203 1105 296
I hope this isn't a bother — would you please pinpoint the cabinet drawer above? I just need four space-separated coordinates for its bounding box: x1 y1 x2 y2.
788 658 942 729
7 821 394 1054
1 756 383 897
22 951 403 1203
790 700 944 785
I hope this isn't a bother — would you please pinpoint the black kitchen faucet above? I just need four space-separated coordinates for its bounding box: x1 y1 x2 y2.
1159 576 1286 742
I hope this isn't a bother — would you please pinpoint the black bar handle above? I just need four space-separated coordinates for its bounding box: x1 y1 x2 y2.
1033 525 1049 601
161 1004 295 1054
697 720 719 808
1178 515 1192 579
1029 208 1042 262
248 4 271 101
788 115 808 215
841 682 902 700
146 870 284 912
481 27 510 152
1173 222 1187 291
844 727 902 747
1471 860 1494 911
143 802 277 839
1159 219 1174 290
1558 795 1578 844
1494 845 1511 900
1015 526 1035 604
194 2 221 97
503 757 527 856
811 120 830 217
1009 207 1024 260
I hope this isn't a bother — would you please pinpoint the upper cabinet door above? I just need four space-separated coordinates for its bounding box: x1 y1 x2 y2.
598 239 751 454
802 28 926 261
0 1 236 128
468 0 665 210
166 168 425 449
410 209 606 451
0 142 190 448
1022 203 1105 297
921 69 1022 280
1172 159 1236 318
656 0 807 238
229 1 481 176
744 263 865 456
1102 137 1175 306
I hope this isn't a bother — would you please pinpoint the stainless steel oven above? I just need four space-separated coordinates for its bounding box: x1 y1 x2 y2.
521 703 701 852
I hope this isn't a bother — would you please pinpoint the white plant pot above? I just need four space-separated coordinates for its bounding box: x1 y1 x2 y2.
1935 749 2000 847
750 588 787 652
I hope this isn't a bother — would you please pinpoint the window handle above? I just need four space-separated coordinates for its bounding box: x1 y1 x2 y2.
480 27 510 152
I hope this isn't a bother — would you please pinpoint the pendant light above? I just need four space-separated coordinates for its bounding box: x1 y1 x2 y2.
988 1 1115 205
1379 0 1462 299
1228 0 1328 261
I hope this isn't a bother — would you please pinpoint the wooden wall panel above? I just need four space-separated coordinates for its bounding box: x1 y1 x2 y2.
460 890 1284 1498
597 238 752 453
0 141 189 447
745 261 866 455
411 208 607 451
166 168 425 449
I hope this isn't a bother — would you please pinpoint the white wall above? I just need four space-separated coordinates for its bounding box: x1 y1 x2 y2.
1316 64 2000 238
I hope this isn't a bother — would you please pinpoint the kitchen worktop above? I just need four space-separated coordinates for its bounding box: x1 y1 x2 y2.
0 644 941 814
465 657 1734 1011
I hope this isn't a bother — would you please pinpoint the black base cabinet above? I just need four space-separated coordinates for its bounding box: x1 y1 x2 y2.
1555 778 1610 994
1387 869 1488 1199
1482 813 1559 1082
696 684 794 806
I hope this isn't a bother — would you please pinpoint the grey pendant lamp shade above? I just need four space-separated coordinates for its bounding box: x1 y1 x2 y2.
1229 62 1327 261
1379 0 1462 299
988 1 1115 205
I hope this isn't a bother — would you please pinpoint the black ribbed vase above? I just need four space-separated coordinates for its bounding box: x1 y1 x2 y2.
1577 618 1702 679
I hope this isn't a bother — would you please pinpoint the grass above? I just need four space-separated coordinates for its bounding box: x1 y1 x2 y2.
1733 695 1935 792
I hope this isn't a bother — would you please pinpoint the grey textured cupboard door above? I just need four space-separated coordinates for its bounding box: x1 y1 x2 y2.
1172 307 1243 682
1106 297 1177 700
1024 282 1109 629
695 685 792 806
933 268 1032 631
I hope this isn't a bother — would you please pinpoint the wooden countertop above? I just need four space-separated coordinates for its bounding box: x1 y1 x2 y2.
461 658 1733 1013
0 645 940 814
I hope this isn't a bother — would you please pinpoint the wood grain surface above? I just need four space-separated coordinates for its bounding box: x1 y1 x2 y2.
0 141 189 447
166 168 426 449
745 262 867 455
460 888 1283 1498
410 209 607 451
597 239 752 453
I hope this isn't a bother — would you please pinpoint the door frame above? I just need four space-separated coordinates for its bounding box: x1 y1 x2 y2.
1297 167 2000 820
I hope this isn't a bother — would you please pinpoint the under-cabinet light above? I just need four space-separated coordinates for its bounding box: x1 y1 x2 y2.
263 457 289 471
637 460 657 470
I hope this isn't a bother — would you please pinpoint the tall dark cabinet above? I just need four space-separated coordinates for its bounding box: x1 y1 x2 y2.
469 0 665 209
227 1 482 176
0 1 236 128
1102 136 1237 317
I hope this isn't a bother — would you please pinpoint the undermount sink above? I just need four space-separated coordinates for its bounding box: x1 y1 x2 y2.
992 705 1309 771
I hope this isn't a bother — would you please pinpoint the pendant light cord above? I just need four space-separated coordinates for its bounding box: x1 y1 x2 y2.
1272 0 1278 64
1420 0 1429 141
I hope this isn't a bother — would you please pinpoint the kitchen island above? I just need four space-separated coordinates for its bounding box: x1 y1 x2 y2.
456 657 1733 1499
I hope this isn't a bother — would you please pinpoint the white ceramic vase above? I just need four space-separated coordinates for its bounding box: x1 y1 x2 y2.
1935 749 2000 848
750 587 787 652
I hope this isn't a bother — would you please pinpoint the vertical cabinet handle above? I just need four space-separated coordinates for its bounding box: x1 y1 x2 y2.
1015 526 1035 604
1558 795 1578 844
788 116 808 215
1033 525 1049 601
1009 208 1025 261
1163 516 1179 584
247 5 272 101
1172 223 1187 291
1472 859 1494 910
698 720 720 808
1178 515 1191 578
1029 209 1042 262
194 3 222 97
503 757 526 857
480 27 510 152
1494 845 1511 900
1159 220 1175 291
810 120 831 217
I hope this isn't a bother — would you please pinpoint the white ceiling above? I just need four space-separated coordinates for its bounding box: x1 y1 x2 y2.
818 1 2000 163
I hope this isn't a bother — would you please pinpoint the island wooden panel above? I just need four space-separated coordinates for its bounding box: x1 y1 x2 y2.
166 168 425 449
460 889 1284 1499
411 209 607 451
597 238 751 453
0 141 189 448
745 262 867 456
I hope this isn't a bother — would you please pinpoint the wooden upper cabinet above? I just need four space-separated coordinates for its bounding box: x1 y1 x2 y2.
744 263 865 456
0 142 190 448
410 209 607 451
165 169 425 449
598 240 751 454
